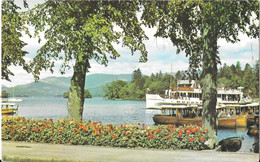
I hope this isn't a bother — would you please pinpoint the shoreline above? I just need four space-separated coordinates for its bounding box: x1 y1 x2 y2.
2 141 259 162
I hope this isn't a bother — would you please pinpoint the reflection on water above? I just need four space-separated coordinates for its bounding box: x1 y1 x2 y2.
4 96 258 152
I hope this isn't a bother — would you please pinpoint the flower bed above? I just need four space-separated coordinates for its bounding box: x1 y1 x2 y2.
2 116 210 150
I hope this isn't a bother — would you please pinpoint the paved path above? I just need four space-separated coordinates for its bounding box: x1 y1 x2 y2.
2 141 259 162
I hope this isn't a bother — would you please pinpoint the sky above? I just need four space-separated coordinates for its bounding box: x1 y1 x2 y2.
1 1 259 87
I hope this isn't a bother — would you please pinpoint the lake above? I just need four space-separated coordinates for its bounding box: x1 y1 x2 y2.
10 97 259 152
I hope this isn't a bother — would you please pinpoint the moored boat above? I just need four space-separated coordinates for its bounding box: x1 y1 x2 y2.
1 103 18 115
219 137 242 152
153 105 202 125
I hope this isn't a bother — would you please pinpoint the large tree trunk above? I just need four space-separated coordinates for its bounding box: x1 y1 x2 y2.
201 22 218 146
67 57 89 121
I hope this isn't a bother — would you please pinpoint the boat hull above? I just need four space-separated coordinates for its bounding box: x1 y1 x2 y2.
2 109 17 115
153 115 202 125
217 117 237 128
236 115 247 127
219 137 242 152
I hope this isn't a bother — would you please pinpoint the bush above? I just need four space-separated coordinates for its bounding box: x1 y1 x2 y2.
2 116 210 150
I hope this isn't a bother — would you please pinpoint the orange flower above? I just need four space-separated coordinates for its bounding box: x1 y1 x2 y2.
11 129 15 134
187 130 191 135
113 136 117 140
98 133 101 136
105 132 108 135
206 129 208 133
142 123 145 127
200 137 204 142
123 125 126 129
138 122 140 125
192 137 195 141
74 128 77 132
199 123 202 126
60 130 63 133
148 136 152 139
111 132 114 136
123 131 126 135
178 133 182 137
42 126 45 130
31 129 34 132
116 126 120 131
97 136 100 140
77 134 80 138
74 122 78 125
191 129 195 133
166 136 169 140
179 130 183 134
195 127 199 132
88 120 91 123
46 125 50 128
36 127 39 131
188 138 192 142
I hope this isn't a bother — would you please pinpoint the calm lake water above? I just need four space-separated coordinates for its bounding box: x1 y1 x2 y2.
10 97 259 152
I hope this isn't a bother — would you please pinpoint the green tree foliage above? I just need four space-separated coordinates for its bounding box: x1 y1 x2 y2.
1 90 9 98
27 1 148 121
63 89 92 98
103 69 177 100
142 0 259 144
218 62 259 98
2 0 30 81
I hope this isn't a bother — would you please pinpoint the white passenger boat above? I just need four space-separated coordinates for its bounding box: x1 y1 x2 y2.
146 80 252 109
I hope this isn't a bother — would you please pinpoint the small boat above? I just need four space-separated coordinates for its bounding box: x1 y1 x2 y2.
218 137 242 152
7 98 23 102
217 117 237 128
153 105 202 125
1 103 18 115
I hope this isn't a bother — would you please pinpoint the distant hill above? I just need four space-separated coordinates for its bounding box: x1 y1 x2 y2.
2 74 132 97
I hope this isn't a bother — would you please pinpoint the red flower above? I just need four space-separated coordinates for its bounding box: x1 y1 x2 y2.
123 125 126 129
105 132 108 135
123 131 126 135
148 136 152 139
199 123 202 126
178 133 182 137
88 120 91 123
206 129 208 133
35 127 39 131
97 136 100 140
60 130 63 133
195 127 199 132
142 123 145 127
192 137 195 141
74 128 77 132
187 130 191 135
166 136 169 140
188 138 192 142
11 129 15 134
151 134 154 137
191 129 195 133
98 133 101 136
113 136 117 140
111 132 114 136
200 137 204 142
179 130 183 134
42 126 45 130
46 125 50 128
74 122 78 125
138 122 140 125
